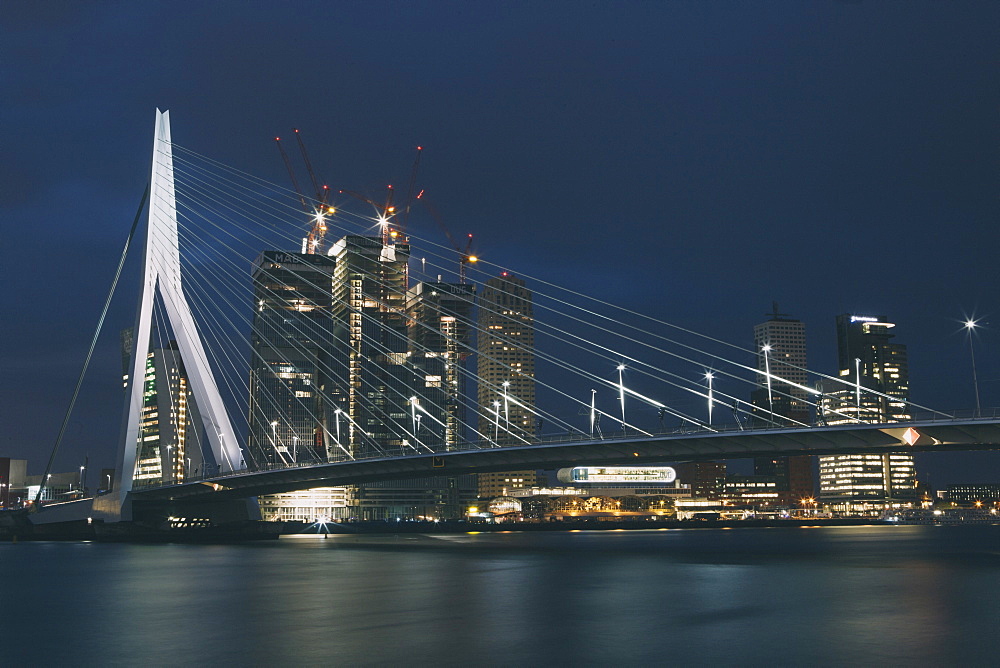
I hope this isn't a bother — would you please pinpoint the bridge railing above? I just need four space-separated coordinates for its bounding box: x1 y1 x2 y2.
129 407 998 492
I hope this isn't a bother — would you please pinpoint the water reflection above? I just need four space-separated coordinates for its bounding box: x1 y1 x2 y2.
3 526 998 665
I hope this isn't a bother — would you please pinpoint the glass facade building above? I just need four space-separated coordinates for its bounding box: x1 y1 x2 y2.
818 314 916 512
247 251 341 468
476 274 539 498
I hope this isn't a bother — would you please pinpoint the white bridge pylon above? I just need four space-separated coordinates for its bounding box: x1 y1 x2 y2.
106 110 243 513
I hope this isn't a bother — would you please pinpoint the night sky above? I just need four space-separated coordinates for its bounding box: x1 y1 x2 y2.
3 1 999 486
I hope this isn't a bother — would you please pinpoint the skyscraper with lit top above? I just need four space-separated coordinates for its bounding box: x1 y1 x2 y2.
476 273 540 498
817 314 916 513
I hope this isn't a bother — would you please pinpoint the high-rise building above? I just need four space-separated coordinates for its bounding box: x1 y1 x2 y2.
476 273 539 498
406 281 476 450
121 328 207 484
751 303 809 425
327 236 476 519
330 236 412 458
247 250 341 469
247 250 353 521
817 314 916 512
750 305 814 503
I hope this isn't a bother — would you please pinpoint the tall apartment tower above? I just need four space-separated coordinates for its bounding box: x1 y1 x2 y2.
329 236 476 519
750 305 814 503
247 250 342 469
329 236 412 458
121 329 207 484
817 314 916 512
406 281 476 449
751 303 809 425
476 273 539 498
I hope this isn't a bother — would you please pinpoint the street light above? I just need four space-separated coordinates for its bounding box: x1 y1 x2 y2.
502 381 511 432
410 396 419 446
270 420 280 464
854 357 862 418
761 345 774 423
492 400 501 443
589 389 597 437
617 364 627 434
292 436 298 462
965 319 982 417
705 372 714 426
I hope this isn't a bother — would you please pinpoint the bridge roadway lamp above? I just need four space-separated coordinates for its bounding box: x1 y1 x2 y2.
590 389 597 437
854 358 862 419
761 345 774 422
411 397 419 442
492 400 501 443
270 420 281 464
705 372 714 426
502 381 511 432
965 319 982 417
617 364 627 434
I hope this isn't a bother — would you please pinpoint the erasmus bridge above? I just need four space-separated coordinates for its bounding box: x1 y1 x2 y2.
27 110 1000 530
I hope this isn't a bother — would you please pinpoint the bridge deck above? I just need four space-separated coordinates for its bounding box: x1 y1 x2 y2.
131 418 1000 501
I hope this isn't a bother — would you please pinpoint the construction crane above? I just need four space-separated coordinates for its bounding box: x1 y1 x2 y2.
416 191 478 283
399 146 423 234
274 129 334 254
339 185 400 245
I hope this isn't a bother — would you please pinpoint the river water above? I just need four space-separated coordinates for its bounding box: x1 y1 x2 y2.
3 525 998 666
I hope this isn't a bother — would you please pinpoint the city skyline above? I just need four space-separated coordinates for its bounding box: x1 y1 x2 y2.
2 3 998 486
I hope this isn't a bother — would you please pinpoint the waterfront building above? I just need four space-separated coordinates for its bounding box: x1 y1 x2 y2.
329 236 412 458
754 456 814 506
406 281 476 450
752 304 809 424
750 305 815 503
945 483 1000 507
352 475 478 520
247 251 341 468
476 273 540 497
817 314 916 513
247 250 352 518
24 471 84 502
121 329 207 484
720 475 782 508
329 235 475 519
257 488 354 522
0 458 27 508
673 461 726 500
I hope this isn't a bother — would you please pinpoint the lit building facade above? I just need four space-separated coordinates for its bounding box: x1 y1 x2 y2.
247 251 341 468
752 304 809 424
258 488 354 522
945 483 1000 507
476 274 539 497
328 235 474 520
406 281 476 449
330 236 412 458
818 314 916 512
121 329 207 485
673 461 726 500
0 458 27 508
247 250 353 520
751 306 815 503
